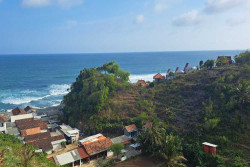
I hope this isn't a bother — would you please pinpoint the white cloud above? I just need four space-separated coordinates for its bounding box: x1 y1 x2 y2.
136 15 145 24
204 0 247 14
22 0 51 8
173 10 202 26
21 0 83 9
154 0 168 13
57 0 83 9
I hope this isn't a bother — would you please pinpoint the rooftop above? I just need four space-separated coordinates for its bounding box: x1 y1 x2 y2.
53 149 81 166
83 137 112 155
111 135 130 144
125 124 137 132
202 142 218 147
12 107 26 116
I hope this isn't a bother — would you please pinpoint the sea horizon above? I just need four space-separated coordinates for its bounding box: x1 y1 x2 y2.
0 50 244 109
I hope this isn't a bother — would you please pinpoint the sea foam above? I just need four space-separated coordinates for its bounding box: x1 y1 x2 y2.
1 84 71 105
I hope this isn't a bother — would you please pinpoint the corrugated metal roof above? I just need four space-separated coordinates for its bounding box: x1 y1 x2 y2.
54 150 81 166
111 135 130 144
202 142 218 147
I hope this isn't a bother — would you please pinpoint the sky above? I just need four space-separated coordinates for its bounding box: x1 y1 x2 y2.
0 0 250 54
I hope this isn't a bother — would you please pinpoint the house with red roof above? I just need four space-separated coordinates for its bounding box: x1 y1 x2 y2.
124 124 138 138
153 73 166 82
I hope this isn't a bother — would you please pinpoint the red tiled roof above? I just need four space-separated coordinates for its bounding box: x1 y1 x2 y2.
153 73 163 79
12 107 26 115
83 138 112 155
24 132 51 143
16 118 48 130
122 140 131 145
28 138 53 151
50 135 65 142
135 80 149 87
125 124 137 132
0 115 8 123
77 147 89 159
21 127 41 137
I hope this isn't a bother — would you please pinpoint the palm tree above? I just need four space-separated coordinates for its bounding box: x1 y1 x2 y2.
139 118 166 154
159 134 187 167
17 144 37 167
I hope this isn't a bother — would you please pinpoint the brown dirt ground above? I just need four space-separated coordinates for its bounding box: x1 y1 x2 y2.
114 156 157 167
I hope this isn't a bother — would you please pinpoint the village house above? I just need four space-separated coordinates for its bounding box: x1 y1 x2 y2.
174 67 184 75
135 80 149 87
59 124 80 144
166 69 175 80
153 73 166 82
79 134 113 160
124 124 138 138
24 106 36 113
183 63 197 74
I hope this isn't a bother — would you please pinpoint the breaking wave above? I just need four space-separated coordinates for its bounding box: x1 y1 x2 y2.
129 74 156 83
1 84 70 105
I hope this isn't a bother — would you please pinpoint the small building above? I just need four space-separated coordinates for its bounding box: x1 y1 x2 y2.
83 137 113 159
175 67 184 75
183 63 197 74
12 107 27 116
24 106 36 113
153 73 166 82
53 149 82 166
111 135 131 145
135 80 149 87
11 113 33 123
202 142 217 155
124 124 138 138
59 125 79 144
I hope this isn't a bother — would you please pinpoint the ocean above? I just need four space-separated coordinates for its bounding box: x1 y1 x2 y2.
0 50 242 109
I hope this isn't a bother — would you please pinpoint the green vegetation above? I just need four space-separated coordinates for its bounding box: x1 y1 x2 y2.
63 51 250 166
110 143 124 159
0 134 55 167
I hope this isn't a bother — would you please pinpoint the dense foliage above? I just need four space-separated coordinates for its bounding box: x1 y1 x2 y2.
63 61 130 134
0 134 55 167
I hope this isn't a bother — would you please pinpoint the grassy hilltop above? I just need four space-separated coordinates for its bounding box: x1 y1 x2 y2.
63 51 250 166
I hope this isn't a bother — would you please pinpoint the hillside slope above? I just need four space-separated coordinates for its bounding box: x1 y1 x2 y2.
63 52 250 166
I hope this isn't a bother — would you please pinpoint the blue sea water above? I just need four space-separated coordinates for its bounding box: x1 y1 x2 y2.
0 50 242 109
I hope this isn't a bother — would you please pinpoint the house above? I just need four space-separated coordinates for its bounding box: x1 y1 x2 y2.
216 56 232 66
183 63 197 74
10 113 33 122
24 106 36 113
59 125 79 144
135 80 149 87
111 135 131 145
0 115 8 132
53 149 82 167
153 73 166 82
124 124 138 138
50 131 66 151
174 67 184 75
83 137 112 159
12 107 26 115
24 131 66 152
79 134 113 160
166 69 175 80
202 142 217 155
15 118 48 133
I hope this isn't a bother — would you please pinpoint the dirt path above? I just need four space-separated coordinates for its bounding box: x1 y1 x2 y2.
114 156 156 167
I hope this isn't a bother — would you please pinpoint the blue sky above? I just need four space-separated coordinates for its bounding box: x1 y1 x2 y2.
0 0 249 54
